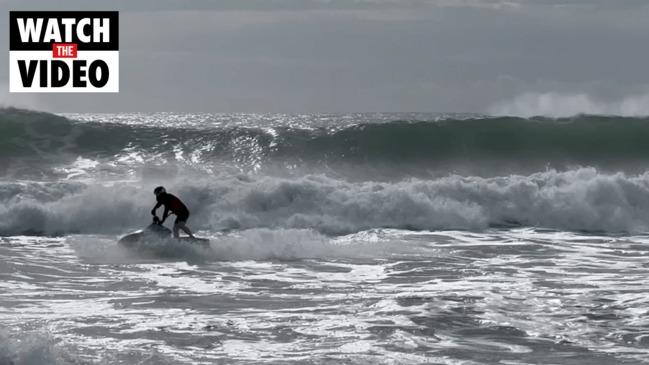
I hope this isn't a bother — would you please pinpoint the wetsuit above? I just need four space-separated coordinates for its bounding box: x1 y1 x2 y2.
151 193 190 224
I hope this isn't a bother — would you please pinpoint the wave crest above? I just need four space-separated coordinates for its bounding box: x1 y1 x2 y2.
2 168 649 236
4 108 649 177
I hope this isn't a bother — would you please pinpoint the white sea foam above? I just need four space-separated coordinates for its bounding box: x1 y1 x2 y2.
0 328 69 365
2 168 649 236
489 91 649 117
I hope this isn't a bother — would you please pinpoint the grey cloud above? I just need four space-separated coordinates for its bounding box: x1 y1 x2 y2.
1 0 648 113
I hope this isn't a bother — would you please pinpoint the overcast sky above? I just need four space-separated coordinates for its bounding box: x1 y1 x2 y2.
1 0 648 115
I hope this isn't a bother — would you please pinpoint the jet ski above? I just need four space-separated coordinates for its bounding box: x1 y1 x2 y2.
118 217 210 247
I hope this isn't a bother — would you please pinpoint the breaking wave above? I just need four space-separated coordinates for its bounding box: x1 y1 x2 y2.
4 108 649 177
0 327 69 365
4 108 649 236
2 168 649 236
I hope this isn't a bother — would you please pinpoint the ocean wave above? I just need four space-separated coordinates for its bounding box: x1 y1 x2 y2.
0 327 69 365
2 168 649 236
69 227 438 264
4 108 649 177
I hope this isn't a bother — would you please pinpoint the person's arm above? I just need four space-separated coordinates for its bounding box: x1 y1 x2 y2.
151 202 162 216
160 206 170 223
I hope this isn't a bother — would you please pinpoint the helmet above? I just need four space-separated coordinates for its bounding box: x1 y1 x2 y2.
153 186 166 196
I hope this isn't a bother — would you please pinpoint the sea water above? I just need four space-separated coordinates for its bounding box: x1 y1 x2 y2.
2 109 649 364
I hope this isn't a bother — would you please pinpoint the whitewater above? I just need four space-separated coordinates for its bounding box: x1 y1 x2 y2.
2 108 649 364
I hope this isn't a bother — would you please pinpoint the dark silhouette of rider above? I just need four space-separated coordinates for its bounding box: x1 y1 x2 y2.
151 186 195 239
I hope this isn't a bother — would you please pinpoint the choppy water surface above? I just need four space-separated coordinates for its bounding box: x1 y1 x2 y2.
2 229 649 364
4 109 649 364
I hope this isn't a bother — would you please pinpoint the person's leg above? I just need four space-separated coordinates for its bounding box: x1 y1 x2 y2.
172 222 180 238
178 212 195 238
180 224 195 238
174 216 195 239
176 219 194 238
